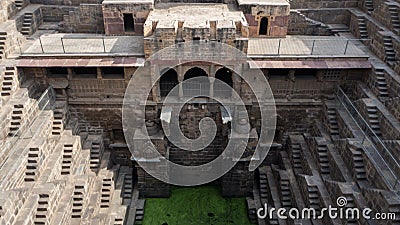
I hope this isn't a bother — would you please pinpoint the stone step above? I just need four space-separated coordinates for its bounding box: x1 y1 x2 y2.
378 84 387 92
366 107 378 113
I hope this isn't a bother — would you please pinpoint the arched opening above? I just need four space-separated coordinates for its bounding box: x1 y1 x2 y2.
259 17 268 35
183 67 209 97
215 67 233 97
160 68 178 97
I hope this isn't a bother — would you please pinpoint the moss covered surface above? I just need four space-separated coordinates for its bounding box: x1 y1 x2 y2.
142 186 254 225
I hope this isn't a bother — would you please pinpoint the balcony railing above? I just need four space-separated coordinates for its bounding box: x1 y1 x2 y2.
336 86 400 190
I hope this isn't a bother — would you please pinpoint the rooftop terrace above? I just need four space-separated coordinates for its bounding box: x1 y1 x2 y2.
236 0 289 6
21 34 144 57
248 36 367 58
144 4 247 30
18 32 369 71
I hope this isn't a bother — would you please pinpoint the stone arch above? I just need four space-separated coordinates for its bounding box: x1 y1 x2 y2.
183 67 209 97
159 68 178 97
183 67 208 80
215 67 233 87
214 67 233 98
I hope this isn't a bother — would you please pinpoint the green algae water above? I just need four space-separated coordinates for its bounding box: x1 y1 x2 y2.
142 186 254 225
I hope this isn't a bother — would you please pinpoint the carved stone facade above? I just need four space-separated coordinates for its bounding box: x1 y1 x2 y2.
0 0 399 224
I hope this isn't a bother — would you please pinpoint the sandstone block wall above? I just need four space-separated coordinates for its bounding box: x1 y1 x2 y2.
288 11 332 35
41 6 75 23
30 0 102 5
64 4 104 33
102 2 152 36
290 0 358 9
240 4 289 37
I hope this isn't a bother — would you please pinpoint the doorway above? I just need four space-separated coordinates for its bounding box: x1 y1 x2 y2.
259 17 268 35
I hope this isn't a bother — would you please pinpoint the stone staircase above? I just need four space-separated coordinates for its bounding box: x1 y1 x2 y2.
8 103 24 136
72 185 84 218
357 16 368 39
21 13 33 36
366 105 382 137
90 140 103 171
383 34 396 66
343 194 358 224
0 85 137 224
388 4 400 31
307 185 320 211
374 68 389 98
326 24 350 34
122 174 133 204
14 0 24 10
317 144 330 176
1 66 18 97
0 32 6 60
350 144 367 181
25 147 40 182
135 199 145 225
290 143 303 173
52 110 64 136
258 170 268 201
310 139 330 176
279 176 292 209
35 194 50 225
326 107 339 136
61 144 74 175
100 178 112 208
364 0 373 12
52 102 68 136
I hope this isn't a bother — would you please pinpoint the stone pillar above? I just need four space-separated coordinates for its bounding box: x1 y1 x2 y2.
176 21 184 41
210 21 217 40
151 64 160 102
209 65 215 98
178 65 184 98
233 64 243 98
286 69 295 101
209 79 214 98
67 68 73 80
97 67 102 79
288 69 295 82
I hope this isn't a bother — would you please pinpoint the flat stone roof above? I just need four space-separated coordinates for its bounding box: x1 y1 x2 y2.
236 0 289 6
20 34 144 57
248 36 367 57
144 4 247 29
103 0 154 4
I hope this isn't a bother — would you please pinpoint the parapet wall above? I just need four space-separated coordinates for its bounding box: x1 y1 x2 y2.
30 0 102 5
290 0 359 9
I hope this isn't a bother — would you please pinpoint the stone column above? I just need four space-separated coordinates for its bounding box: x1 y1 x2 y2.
67 68 73 80
151 64 160 102
233 64 243 98
97 67 102 79
209 79 214 98
286 69 295 101
178 65 184 98
209 65 215 98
